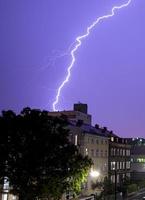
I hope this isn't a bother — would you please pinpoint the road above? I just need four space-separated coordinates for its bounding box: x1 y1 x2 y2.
126 190 145 200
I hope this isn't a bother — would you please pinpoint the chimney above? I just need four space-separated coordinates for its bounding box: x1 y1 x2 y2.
74 103 88 114
95 124 99 129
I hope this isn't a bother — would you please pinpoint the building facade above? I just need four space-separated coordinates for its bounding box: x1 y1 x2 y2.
108 134 131 186
48 103 131 195
127 138 145 181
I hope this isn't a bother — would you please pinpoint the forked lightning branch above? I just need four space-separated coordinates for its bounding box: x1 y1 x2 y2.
52 0 132 111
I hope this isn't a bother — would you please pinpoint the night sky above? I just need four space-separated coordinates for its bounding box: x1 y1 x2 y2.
0 0 145 138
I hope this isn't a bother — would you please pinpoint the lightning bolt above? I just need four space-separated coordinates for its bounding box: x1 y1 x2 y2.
52 0 132 111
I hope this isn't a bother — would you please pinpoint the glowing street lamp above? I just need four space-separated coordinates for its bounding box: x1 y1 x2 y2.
90 170 100 178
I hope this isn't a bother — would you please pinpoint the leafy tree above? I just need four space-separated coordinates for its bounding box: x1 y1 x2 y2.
0 108 92 200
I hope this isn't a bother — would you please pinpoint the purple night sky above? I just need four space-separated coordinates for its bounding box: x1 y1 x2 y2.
0 0 145 138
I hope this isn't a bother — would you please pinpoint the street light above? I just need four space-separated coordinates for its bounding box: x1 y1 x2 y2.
90 170 100 178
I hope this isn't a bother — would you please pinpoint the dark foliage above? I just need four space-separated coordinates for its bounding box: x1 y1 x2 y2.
0 108 92 200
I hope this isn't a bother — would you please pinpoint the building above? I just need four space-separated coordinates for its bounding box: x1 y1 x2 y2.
126 138 145 181
69 123 109 194
48 103 131 195
48 103 92 125
48 103 109 195
107 133 131 187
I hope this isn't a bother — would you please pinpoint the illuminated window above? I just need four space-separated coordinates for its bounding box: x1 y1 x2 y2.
111 162 116 170
120 162 122 169
75 135 78 146
111 137 114 142
126 161 130 169
137 158 145 163
117 162 119 169
85 148 88 155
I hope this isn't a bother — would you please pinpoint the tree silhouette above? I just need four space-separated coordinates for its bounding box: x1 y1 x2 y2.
0 108 92 200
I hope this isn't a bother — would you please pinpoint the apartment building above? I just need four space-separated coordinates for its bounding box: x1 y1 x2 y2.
48 103 131 195
107 132 131 186
126 138 145 181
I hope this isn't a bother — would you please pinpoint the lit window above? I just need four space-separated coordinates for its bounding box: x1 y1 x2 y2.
120 162 122 169
126 161 130 169
75 135 78 146
111 162 116 170
111 137 114 142
85 148 88 155
117 162 119 170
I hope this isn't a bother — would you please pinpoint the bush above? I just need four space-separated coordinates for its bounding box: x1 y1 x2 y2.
127 184 138 193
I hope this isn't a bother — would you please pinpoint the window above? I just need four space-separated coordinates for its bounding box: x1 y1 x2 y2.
126 149 130 156
85 148 88 155
113 148 116 156
101 140 104 145
137 158 145 163
120 149 122 156
96 149 99 157
111 175 115 183
117 149 119 156
101 150 103 157
88 138 90 143
126 173 130 178
117 162 119 170
91 149 94 157
105 150 108 157
120 162 122 169
117 174 119 183
111 162 116 170
111 148 114 156
96 139 99 144
122 162 125 169
123 149 125 156
75 135 78 146
91 138 94 144
111 137 114 142
126 161 130 169
131 158 133 162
